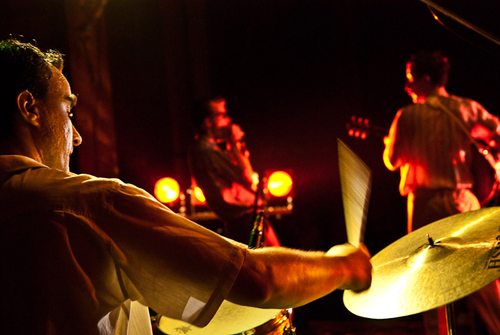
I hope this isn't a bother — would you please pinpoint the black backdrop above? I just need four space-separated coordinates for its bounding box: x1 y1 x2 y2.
2 0 500 329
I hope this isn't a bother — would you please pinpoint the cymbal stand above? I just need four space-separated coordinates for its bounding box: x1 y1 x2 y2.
428 234 455 334
445 303 456 335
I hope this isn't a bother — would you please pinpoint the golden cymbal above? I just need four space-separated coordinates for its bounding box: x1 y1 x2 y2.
344 207 500 319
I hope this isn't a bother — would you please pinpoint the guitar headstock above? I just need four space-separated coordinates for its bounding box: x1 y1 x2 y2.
346 116 387 139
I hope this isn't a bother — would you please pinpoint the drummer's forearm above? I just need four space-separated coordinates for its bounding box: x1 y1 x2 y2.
226 247 354 309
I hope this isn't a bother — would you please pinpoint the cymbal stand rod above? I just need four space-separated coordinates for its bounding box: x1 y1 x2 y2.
445 303 456 335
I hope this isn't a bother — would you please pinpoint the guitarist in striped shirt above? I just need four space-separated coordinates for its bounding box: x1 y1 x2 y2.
383 50 500 335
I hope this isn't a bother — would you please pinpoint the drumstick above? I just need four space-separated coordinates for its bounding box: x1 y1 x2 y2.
338 139 372 247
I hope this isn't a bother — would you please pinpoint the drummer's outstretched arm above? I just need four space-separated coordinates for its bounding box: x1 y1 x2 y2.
226 243 372 309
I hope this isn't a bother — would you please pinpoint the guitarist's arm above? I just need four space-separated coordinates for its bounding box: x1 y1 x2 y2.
383 109 404 171
469 98 500 179
470 123 500 180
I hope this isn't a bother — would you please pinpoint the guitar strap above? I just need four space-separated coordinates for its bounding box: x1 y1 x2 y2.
425 95 483 153
426 95 500 206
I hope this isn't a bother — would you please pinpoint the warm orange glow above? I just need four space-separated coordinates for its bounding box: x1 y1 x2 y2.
210 100 226 113
267 171 293 197
154 177 180 203
409 92 418 103
193 186 206 203
406 64 414 83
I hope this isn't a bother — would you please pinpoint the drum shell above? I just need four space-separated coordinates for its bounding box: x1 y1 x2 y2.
155 309 291 335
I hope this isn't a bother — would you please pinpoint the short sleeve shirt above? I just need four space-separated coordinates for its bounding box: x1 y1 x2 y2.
383 95 500 195
0 155 246 335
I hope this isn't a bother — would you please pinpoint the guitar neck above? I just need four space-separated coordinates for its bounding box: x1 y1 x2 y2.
346 116 388 139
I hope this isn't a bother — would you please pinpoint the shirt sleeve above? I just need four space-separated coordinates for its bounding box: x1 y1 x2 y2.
467 99 500 146
383 109 405 171
96 179 247 327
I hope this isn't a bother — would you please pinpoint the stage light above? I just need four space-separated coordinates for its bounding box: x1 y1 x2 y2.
262 170 294 218
267 171 293 197
154 177 180 203
188 178 207 207
193 186 206 204
185 179 218 223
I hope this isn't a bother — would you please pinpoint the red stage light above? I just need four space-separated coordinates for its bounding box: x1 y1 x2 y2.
154 177 180 203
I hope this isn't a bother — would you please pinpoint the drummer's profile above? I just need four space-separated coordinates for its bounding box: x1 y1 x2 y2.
0 38 372 335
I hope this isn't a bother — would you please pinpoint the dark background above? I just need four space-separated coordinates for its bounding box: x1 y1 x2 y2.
2 0 500 331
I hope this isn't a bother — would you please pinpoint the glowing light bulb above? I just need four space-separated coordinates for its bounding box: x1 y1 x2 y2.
154 177 180 203
267 171 293 197
193 186 206 203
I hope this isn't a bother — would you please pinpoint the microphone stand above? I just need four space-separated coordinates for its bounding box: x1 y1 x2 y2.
419 0 500 47
249 173 265 249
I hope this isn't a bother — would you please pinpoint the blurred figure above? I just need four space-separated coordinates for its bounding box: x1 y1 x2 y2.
383 50 500 335
188 97 280 245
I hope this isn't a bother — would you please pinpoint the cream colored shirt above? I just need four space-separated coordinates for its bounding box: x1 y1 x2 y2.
383 94 500 196
0 155 246 335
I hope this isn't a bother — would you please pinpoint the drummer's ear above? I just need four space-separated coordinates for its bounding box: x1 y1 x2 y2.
17 90 40 127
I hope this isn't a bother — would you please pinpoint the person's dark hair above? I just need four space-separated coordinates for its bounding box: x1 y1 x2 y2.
0 38 64 139
407 50 450 87
191 96 225 135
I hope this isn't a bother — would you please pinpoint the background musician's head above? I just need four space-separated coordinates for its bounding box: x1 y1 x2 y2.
192 96 239 142
405 50 450 104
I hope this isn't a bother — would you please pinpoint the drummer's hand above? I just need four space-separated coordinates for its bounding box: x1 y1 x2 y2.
326 243 372 292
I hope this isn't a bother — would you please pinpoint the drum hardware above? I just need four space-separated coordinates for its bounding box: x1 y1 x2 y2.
344 207 500 335
282 309 296 335
236 309 295 335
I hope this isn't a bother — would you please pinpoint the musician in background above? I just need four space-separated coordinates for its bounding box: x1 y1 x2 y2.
383 50 500 335
188 97 280 245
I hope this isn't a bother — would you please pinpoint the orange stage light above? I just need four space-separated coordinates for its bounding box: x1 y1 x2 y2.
193 186 206 203
154 177 180 203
